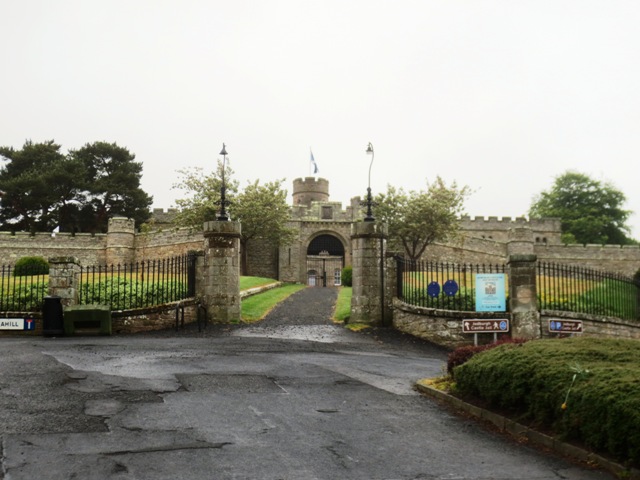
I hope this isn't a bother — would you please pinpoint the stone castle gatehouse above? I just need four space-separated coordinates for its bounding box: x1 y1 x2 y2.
247 177 359 286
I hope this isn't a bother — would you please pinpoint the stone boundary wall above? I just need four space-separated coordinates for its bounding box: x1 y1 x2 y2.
0 227 202 266
135 228 202 261
541 310 640 340
392 299 509 349
0 232 108 265
422 237 507 265
536 244 640 277
111 300 199 334
419 238 640 277
0 301 201 337
458 216 562 243
391 300 640 349
245 237 279 278
0 312 42 337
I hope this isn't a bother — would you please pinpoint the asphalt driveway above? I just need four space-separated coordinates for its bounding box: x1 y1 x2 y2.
0 287 612 479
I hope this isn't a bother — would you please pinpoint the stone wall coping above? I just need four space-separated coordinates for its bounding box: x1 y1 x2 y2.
541 309 639 327
393 298 508 319
240 281 282 299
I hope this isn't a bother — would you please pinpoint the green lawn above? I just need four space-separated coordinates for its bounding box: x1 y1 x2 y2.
240 276 279 291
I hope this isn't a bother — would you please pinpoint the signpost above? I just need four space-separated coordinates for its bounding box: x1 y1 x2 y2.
0 318 35 331
549 319 583 334
462 319 509 346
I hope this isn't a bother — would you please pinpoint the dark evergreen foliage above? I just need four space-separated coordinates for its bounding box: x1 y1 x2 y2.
0 140 152 233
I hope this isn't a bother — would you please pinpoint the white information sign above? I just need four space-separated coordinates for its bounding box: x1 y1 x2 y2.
0 319 25 330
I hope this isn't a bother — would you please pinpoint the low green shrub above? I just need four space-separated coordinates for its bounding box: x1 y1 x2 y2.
453 337 640 467
341 266 352 287
0 281 48 311
446 337 527 374
13 256 49 276
79 278 188 309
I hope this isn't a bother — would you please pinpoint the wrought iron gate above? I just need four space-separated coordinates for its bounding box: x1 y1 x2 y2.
306 255 344 287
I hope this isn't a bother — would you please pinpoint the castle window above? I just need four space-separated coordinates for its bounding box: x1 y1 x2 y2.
334 268 342 286
321 206 333 220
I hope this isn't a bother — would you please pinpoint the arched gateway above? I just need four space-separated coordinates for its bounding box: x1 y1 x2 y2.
306 234 345 287
272 177 358 286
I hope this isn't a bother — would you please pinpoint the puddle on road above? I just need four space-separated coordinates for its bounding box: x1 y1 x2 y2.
231 325 349 343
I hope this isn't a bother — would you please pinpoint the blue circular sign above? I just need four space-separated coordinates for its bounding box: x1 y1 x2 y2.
427 281 441 298
443 280 459 296
499 320 508 331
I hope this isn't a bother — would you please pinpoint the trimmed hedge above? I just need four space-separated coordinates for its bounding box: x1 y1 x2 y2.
13 256 49 276
341 266 352 287
446 337 527 374
452 337 640 467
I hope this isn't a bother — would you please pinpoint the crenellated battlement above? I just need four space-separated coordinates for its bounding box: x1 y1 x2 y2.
459 215 561 229
292 177 330 207
458 215 562 244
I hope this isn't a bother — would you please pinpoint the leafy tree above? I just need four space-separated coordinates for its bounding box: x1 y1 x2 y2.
171 161 239 227
372 177 470 262
529 171 634 245
229 179 296 275
69 141 152 232
172 166 294 275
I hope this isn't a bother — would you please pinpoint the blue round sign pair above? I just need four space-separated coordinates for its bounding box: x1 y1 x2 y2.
427 280 459 298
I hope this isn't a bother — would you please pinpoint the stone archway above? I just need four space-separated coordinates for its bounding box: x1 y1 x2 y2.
306 234 345 287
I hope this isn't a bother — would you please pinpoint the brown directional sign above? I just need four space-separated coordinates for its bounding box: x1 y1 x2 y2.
462 319 509 333
549 319 583 333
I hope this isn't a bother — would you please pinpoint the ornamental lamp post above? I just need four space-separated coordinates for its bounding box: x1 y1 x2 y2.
364 142 375 222
217 143 230 221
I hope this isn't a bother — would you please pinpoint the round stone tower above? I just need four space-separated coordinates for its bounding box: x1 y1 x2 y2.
292 177 329 207
106 217 136 265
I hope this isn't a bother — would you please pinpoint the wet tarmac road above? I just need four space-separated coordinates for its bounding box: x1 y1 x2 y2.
0 288 613 479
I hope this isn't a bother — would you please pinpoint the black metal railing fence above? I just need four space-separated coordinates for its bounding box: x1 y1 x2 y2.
79 253 197 310
0 264 49 312
537 262 639 321
396 256 507 311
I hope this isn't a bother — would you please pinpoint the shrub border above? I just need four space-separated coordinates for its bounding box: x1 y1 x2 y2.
415 380 640 480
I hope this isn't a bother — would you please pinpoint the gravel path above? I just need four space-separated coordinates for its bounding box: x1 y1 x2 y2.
257 286 338 327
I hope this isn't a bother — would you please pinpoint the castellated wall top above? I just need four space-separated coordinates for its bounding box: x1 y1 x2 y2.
459 215 561 230
292 177 330 190
292 177 330 207
289 201 358 222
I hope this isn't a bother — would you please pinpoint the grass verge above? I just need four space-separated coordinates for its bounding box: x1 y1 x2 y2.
240 276 279 291
332 286 352 323
241 283 306 322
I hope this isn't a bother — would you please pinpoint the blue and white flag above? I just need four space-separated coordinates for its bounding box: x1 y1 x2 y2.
310 149 319 174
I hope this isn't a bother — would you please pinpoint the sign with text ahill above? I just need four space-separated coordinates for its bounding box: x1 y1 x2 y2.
0 318 35 330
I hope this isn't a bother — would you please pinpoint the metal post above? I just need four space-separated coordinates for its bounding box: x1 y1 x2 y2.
364 142 375 222
217 143 229 221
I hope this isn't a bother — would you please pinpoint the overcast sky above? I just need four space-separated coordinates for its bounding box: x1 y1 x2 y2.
2 1 639 240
